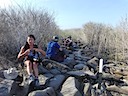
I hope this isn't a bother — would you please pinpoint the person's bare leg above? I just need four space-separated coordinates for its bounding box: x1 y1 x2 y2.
33 62 40 86
33 62 38 78
24 60 33 75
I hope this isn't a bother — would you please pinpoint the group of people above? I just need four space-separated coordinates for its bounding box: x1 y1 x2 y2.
17 34 69 86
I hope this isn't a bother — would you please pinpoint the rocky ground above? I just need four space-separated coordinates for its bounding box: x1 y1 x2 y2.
1 44 128 96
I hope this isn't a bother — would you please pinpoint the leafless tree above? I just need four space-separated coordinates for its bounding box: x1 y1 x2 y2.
0 6 59 59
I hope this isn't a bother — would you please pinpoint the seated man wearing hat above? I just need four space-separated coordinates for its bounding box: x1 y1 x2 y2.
46 36 65 62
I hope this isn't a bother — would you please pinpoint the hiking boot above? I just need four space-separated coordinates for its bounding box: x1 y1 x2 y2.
35 78 40 87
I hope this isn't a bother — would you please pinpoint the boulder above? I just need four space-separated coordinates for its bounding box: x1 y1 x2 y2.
61 77 82 96
84 83 91 95
67 71 86 78
49 69 61 75
74 64 87 70
47 75 66 90
0 79 18 96
62 57 76 68
75 60 84 64
38 74 54 85
87 57 99 73
75 78 84 95
28 87 56 96
38 65 50 74
107 85 128 95
87 57 99 65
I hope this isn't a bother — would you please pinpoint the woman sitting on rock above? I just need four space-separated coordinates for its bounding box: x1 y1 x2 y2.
17 34 46 86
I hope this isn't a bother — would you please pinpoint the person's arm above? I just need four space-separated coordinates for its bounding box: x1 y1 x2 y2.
34 48 46 56
17 46 30 60
55 42 63 51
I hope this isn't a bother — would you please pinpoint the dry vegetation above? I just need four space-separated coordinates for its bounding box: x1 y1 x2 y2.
83 20 128 61
0 6 59 59
60 28 87 43
61 18 128 62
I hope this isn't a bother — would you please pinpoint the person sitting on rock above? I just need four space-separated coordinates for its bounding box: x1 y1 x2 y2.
64 36 73 50
46 36 66 62
17 34 46 86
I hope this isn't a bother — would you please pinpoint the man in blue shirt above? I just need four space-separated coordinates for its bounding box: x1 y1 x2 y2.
46 36 65 62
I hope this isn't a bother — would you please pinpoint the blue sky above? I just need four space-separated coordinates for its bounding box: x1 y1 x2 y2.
0 0 128 29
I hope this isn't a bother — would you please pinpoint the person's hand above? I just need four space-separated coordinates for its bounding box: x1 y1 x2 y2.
33 48 39 52
33 48 46 56
59 48 63 51
24 49 31 56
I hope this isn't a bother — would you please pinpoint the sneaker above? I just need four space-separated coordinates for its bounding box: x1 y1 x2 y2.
28 75 35 84
35 78 40 87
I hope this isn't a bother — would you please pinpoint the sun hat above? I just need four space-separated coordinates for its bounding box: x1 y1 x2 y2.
3 67 19 80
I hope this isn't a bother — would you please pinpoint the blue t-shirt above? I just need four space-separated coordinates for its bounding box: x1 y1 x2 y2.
46 41 60 58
